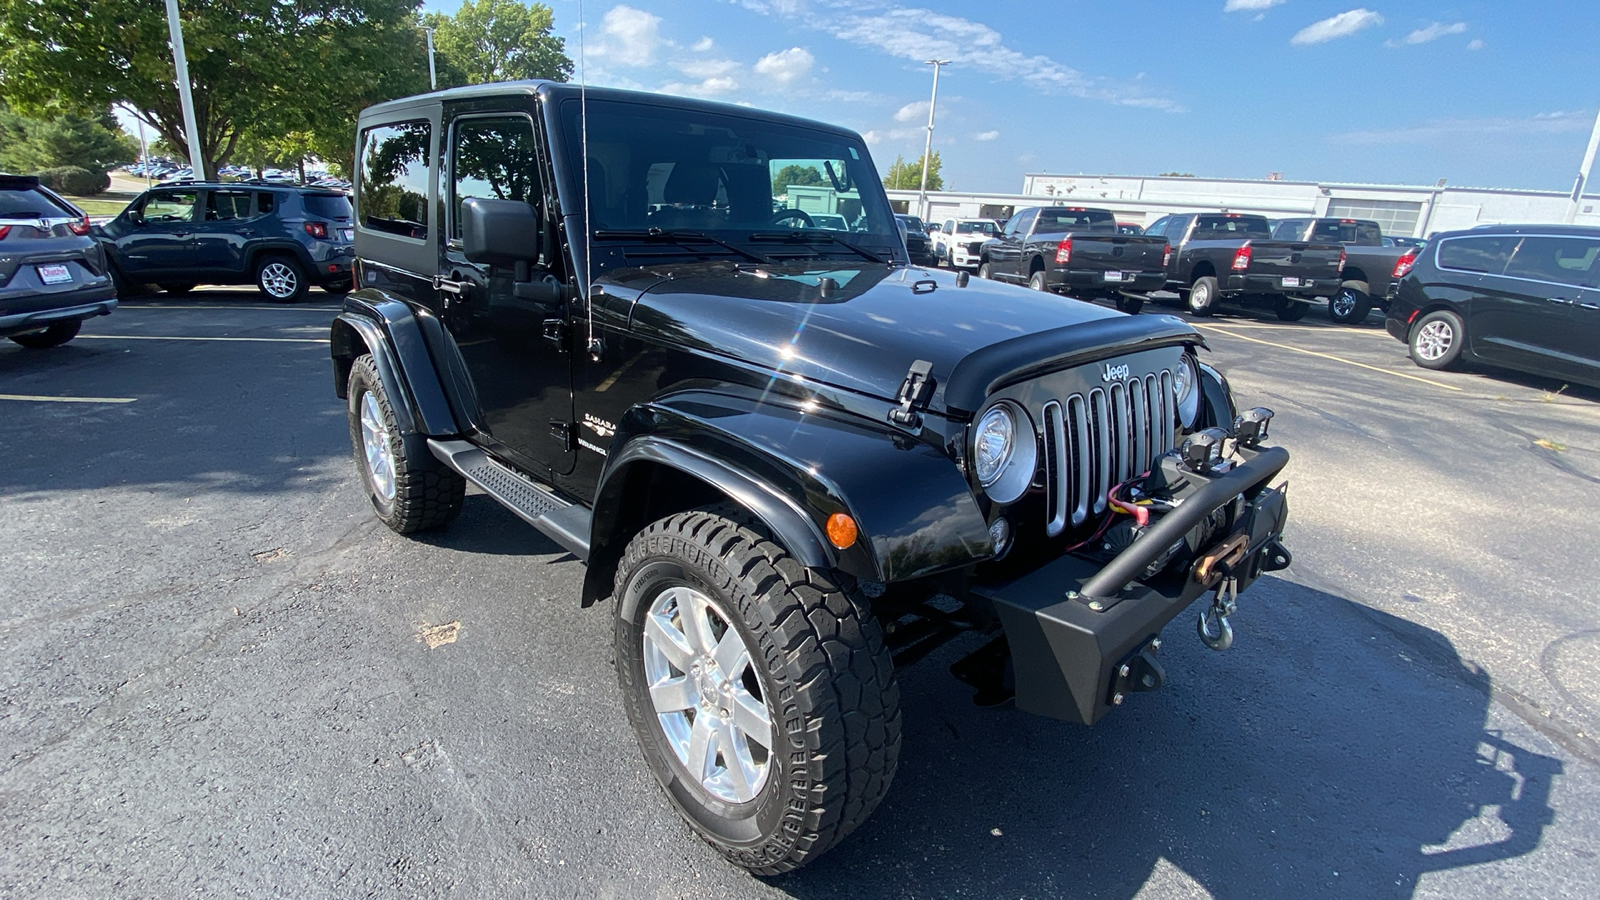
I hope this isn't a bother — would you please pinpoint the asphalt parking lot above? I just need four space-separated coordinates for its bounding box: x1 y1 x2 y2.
4 288 1600 899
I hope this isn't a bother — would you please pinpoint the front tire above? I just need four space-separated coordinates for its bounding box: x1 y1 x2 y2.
1409 310 1465 370
614 511 901 875
256 255 308 303
1188 275 1219 316
977 261 992 280
1328 282 1372 325
1275 297 1310 321
8 319 81 349
345 354 465 533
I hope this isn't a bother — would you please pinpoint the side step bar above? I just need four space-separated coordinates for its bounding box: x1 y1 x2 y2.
427 439 591 561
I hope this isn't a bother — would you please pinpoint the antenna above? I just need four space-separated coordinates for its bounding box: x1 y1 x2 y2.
578 0 599 360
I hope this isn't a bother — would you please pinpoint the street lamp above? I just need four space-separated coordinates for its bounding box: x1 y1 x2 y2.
163 0 206 181
423 27 438 90
917 60 950 223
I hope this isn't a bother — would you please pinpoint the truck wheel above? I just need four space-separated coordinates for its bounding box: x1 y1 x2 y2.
1115 295 1144 315
1275 298 1310 321
1028 270 1048 291
8 319 82 349
1187 276 1219 316
256 255 308 303
614 510 901 875
345 354 465 533
1409 310 1465 370
1328 282 1372 325
977 261 992 279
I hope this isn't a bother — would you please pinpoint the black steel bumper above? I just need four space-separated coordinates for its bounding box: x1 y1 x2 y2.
1048 269 1165 294
972 446 1291 725
1225 274 1340 298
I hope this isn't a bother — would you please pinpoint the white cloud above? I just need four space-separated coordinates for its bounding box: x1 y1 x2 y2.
660 76 741 98
894 100 930 122
596 5 663 67
1332 110 1594 145
1467 38 1485 50
691 36 714 52
1224 0 1285 12
677 58 740 79
1291 9 1384 45
974 130 1000 141
753 47 814 84
1386 21 1467 47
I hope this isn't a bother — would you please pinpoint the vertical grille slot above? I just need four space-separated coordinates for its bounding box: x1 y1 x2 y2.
1043 401 1068 537
1090 388 1111 514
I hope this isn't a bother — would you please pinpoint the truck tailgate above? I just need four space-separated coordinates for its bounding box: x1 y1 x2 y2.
1061 234 1168 271
1242 241 1344 281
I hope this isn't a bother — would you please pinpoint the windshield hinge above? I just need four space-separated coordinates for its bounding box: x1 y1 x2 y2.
888 359 935 431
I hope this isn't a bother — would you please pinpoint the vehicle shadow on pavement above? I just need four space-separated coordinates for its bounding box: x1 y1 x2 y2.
774 575 1561 899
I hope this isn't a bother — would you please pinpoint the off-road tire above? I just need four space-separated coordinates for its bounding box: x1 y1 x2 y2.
345 354 464 533
1115 294 1145 315
1409 309 1466 370
1328 282 1372 325
8 319 81 349
1188 275 1219 316
1275 297 1310 321
256 254 308 303
614 510 901 875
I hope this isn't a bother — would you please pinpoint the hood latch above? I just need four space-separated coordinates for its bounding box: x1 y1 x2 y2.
889 359 935 431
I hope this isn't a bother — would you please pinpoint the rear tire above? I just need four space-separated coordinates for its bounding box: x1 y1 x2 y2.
255 255 308 303
345 354 465 533
1328 282 1372 325
8 319 81 349
1275 297 1310 321
1409 310 1465 370
1187 275 1219 316
1114 295 1145 315
1028 269 1048 291
614 510 901 875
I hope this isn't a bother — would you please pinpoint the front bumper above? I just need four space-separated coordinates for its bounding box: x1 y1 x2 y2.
1048 269 1165 294
1225 273 1340 298
972 446 1290 725
948 244 985 269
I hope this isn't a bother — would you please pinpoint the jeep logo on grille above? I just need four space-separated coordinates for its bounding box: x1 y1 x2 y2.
1102 362 1131 383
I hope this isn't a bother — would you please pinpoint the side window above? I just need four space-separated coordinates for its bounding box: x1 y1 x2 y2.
1503 236 1600 287
206 190 253 221
1437 236 1520 275
140 191 198 223
1144 217 1168 238
1001 211 1024 235
257 192 276 215
942 219 955 235
450 115 542 241
358 121 432 239
1355 222 1383 245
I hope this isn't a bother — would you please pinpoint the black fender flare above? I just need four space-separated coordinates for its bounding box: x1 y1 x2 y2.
1197 361 1238 430
584 388 993 601
328 290 460 437
244 240 317 277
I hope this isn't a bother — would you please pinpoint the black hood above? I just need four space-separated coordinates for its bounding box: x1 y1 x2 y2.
613 262 1202 415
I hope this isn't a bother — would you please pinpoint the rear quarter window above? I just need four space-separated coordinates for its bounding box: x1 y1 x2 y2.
358 121 432 239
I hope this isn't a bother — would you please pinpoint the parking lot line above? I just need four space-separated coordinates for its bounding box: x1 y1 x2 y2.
75 335 329 344
1193 323 1463 391
0 393 137 404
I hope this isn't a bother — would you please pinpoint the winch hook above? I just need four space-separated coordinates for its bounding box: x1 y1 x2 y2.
1197 562 1238 652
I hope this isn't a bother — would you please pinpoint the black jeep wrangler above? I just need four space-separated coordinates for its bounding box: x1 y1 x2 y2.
331 81 1292 874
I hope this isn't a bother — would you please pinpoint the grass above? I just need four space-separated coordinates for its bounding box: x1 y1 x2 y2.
63 193 135 216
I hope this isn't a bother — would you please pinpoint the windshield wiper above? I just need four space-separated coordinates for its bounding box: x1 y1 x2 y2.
592 228 769 264
747 230 887 264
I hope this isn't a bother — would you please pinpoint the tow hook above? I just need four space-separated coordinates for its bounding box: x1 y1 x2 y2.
1197 564 1239 652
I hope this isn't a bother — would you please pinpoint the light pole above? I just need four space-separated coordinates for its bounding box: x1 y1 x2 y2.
917 60 949 223
423 27 438 90
163 0 207 181
1564 108 1600 224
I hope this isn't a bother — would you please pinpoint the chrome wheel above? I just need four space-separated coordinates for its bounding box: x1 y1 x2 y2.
259 261 298 299
642 585 773 803
359 391 396 502
1331 290 1357 318
1414 319 1454 361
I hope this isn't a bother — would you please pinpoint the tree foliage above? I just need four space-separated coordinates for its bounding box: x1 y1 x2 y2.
0 101 137 178
0 1 431 180
422 0 572 87
883 152 944 191
771 164 824 196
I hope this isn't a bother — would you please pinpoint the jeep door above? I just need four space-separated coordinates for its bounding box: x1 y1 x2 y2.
106 189 200 278
441 109 576 476
189 188 257 278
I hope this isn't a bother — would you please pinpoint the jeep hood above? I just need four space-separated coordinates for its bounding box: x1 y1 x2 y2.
610 261 1203 416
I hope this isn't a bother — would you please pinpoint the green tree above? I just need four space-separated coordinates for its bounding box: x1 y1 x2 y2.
882 152 943 191
771 164 824 196
0 1 430 181
0 101 137 176
423 0 572 87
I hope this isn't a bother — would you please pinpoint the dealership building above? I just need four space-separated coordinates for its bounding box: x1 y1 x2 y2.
888 173 1600 238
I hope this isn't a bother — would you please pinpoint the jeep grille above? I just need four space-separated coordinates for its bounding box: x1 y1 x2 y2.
1040 372 1177 536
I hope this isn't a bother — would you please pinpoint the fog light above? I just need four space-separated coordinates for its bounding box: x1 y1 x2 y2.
1181 427 1232 474
1233 407 1274 447
988 517 1012 558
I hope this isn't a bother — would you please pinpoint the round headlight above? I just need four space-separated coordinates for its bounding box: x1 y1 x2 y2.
1175 353 1201 428
974 405 1015 486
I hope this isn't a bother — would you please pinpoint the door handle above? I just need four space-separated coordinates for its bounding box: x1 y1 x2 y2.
172 231 189 238
1579 302 1600 311
1548 297 1575 305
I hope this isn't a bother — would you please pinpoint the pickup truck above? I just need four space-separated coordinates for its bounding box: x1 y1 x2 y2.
1271 217 1421 325
1146 212 1345 320
933 216 999 270
977 206 1168 314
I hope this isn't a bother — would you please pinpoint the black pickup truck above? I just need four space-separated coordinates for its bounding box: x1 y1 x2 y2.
333 80 1292 874
978 206 1169 314
1146 212 1345 320
1271 217 1421 325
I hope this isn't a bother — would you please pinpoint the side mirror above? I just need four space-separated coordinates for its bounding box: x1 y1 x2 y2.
461 197 541 266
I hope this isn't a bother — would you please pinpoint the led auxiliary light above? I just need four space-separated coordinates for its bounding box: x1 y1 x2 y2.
1181 427 1232 474
1233 407 1275 448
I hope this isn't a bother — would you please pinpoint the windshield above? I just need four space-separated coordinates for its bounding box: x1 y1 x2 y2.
559 98 899 265
955 221 997 235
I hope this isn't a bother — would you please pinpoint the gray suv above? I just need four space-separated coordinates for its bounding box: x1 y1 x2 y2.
0 174 116 349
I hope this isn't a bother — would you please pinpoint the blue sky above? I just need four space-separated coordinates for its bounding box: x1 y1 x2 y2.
435 1 1600 193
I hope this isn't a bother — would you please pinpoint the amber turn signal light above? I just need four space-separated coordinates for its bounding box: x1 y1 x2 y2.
826 513 858 549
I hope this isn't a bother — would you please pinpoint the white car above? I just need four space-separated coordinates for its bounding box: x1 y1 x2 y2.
933 217 1000 269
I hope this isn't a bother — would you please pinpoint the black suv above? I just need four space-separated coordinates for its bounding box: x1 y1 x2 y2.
1387 224 1600 387
332 81 1292 874
1 174 116 348
98 182 355 302
894 213 934 265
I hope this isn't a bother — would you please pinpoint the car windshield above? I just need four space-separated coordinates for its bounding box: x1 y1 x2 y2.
955 221 997 235
559 98 898 265
897 215 923 230
303 194 353 219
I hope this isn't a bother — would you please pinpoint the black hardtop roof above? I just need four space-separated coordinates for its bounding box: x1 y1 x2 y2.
358 79 863 142
0 173 42 189
1438 223 1600 238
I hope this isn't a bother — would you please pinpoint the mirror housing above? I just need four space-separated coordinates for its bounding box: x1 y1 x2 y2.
461 198 541 266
